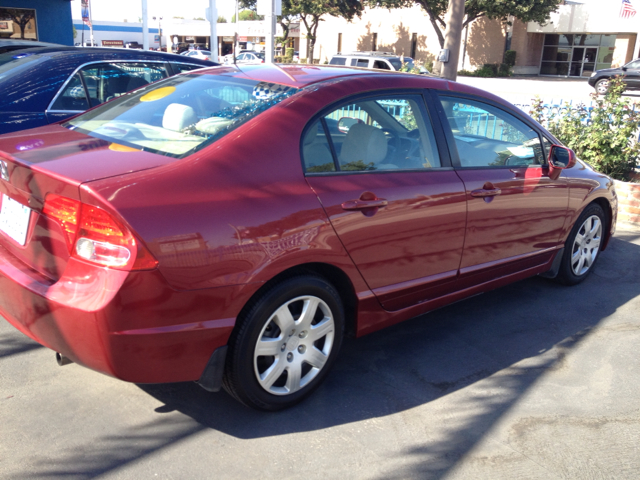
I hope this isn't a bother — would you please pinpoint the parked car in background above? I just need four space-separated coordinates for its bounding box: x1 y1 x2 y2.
185 50 213 61
235 51 265 64
588 58 640 94
0 39 62 55
0 46 217 134
0 64 616 411
329 51 429 73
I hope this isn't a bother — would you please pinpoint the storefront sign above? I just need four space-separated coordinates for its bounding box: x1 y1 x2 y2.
102 40 124 47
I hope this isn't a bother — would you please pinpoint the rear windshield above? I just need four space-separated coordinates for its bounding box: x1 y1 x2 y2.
0 51 49 81
64 73 299 158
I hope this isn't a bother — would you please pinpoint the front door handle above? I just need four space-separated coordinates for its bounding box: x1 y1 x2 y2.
341 198 388 210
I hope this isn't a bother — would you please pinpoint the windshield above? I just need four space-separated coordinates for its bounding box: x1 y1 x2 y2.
0 51 49 81
64 73 299 158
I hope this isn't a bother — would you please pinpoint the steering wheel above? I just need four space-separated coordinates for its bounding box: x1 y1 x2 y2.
381 128 401 160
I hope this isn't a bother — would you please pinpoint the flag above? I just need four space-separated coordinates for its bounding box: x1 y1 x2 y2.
620 0 637 19
81 0 92 27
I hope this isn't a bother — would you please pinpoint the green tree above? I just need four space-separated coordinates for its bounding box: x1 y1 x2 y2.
372 0 563 48
232 9 265 22
241 0 364 63
217 15 228 23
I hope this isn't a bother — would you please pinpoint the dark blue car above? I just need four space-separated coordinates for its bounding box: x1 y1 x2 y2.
0 47 218 134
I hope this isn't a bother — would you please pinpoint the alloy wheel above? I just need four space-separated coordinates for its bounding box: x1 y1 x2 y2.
570 214 602 276
253 295 335 396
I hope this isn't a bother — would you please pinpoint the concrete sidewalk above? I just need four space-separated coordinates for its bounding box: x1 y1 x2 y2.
456 75 640 107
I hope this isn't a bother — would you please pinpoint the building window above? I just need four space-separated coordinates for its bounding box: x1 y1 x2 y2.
0 7 38 40
372 33 377 52
540 34 616 77
337 33 342 54
410 33 418 59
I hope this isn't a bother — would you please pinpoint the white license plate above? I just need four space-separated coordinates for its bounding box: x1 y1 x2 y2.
0 194 31 246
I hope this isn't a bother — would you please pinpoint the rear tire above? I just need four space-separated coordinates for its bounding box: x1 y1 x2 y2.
223 275 344 411
556 203 605 285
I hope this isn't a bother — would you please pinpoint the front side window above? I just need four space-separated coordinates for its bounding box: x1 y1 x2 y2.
439 96 544 167
303 95 441 173
171 63 205 74
65 74 299 157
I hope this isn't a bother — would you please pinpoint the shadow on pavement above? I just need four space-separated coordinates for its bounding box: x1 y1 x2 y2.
8 227 640 479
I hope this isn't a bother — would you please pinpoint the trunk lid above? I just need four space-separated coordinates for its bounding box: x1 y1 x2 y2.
0 124 175 281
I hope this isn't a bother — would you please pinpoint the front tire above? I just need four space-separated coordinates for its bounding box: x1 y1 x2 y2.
223 275 344 411
595 78 610 95
556 203 605 285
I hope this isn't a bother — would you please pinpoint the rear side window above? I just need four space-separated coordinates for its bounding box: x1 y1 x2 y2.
356 59 369 68
78 62 168 106
50 73 89 111
329 57 346 66
303 95 441 173
373 60 391 70
172 63 206 73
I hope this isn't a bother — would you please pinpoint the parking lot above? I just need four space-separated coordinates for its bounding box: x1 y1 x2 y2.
2 219 639 479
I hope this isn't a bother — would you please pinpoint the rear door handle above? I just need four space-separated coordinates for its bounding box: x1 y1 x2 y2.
470 188 501 198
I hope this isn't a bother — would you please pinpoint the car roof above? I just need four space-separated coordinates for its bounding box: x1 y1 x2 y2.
194 64 517 111
198 63 434 88
5 46 217 65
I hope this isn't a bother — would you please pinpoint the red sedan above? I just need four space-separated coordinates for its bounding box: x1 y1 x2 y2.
0 65 616 410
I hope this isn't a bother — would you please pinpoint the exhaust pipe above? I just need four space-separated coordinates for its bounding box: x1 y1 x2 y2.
56 352 73 366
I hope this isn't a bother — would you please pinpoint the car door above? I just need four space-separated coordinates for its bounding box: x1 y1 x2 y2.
47 62 169 123
303 93 467 311
433 92 569 287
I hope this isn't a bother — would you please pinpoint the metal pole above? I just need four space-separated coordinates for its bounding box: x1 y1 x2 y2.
142 0 149 50
209 0 218 60
265 0 274 63
89 1 94 46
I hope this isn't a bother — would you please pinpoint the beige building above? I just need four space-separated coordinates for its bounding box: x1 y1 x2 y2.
301 0 640 77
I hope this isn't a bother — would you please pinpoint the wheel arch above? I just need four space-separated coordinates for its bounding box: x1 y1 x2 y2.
590 196 614 250
234 262 360 339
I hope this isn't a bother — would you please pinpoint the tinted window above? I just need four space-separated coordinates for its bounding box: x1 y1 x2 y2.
172 63 206 74
373 60 390 70
329 57 346 65
86 62 167 106
303 95 441 173
356 59 369 68
439 96 544 167
50 73 89 111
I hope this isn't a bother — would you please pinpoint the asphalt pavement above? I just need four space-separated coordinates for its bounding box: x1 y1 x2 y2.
2 219 639 479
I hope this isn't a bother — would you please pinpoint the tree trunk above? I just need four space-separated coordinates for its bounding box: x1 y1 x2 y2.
440 0 466 81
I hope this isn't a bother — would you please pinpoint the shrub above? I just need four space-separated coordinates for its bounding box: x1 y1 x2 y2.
458 63 511 78
285 47 294 63
504 50 516 67
529 76 640 181
274 56 284 63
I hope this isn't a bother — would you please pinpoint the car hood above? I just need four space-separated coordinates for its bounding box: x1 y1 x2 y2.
0 124 177 184
595 67 622 75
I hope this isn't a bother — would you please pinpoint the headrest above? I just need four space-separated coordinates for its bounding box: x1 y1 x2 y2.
340 123 388 165
163 103 197 132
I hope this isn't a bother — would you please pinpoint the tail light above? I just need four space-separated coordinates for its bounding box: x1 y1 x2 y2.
43 194 158 270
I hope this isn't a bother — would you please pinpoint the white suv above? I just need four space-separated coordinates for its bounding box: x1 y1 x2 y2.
329 51 428 73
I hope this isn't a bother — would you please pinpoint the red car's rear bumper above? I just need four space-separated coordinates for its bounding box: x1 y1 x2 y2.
0 243 239 383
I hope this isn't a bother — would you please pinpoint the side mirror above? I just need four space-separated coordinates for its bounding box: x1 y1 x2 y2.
338 117 362 133
548 145 576 179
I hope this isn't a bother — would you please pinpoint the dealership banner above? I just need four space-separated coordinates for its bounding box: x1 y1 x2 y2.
81 0 92 27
